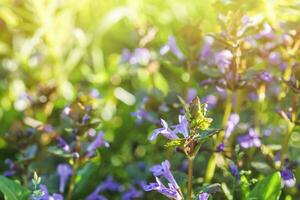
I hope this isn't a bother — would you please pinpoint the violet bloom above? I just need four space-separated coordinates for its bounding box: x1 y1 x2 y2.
144 160 182 199
98 176 123 192
56 137 70 152
39 185 63 200
3 159 16 177
130 48 151 65
87 131 110 157
86 186 107 200
122 187 142 200
57 164 72 193
237 128 261 149
87 176 123 200
224 113 240 139
187 88 197 103
160 36 185 60
217 143 225 152
255 23 275 39
172 115 189 138
280 168 296 188
198 192 210 200
229 163 240 181
202 94 217 108
259 71 273 83
268 52 281 65
200 36 214 65
86 189 107 200
149 160 179 190
120 49 132 63
149 119 178 141
215 50 233 73
143 177 182 200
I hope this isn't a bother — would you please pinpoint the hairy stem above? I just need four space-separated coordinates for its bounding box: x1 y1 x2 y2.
187 157 194 200
205 91 232 183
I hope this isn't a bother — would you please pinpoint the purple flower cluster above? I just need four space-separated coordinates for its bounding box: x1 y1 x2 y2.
57 164 72 193
237 128 261 149
280 168 296 188
160 35 185 60
39 185 63 200
149 115 189 141
121 48 151 66
143 160 182 199
224 113 240 139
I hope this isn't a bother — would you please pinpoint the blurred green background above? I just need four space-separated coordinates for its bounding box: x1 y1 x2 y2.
1 0 300 199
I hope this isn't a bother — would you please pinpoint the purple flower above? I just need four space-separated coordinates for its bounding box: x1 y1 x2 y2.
237 128 261 149
172 115 189 138
259 71 273 83
149 160 179 189
229 163 240 181
200 36 214 65
149 119 178 141
217 143 225 152
86 176 122 200
82 114 91 124
86 190 107 200
187 88 197 103
160 36 185 60
87 131 109 156
202 95 217 108
268 52 281 65
215 50 233 73
131 48 151 65
98 176 123 192
255 23 274 39
3 159 16 177
57 164 72 193
121 48 151 66
56 137 70 152
280 168 296 188
224 113 240 139
39 184 63 200
122 187 142 200
198 192 210 200
120 49 132 63
143 177 182 200
144 160 182 199
274 152 281 167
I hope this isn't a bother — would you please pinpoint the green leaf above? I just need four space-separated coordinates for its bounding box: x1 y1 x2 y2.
195 128 222 141
240 175 250 199
0 176 30 200
48 146 73 158
165 138 185 148
73 162 99 197
247 172 282 200
172 171 188 187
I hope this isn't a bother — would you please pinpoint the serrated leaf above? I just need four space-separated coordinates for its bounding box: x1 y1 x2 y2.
48 146 73 158
200 183 222 194
165 138 185 148
0 176 30 200
195 128 222 141
247 172 282 200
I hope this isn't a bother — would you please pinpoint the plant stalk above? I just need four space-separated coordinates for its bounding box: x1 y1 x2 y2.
204 91 232 183
187 157 194 200
280 122 294 167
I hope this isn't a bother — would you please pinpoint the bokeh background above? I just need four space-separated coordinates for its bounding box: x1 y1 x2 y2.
1 0 300 199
